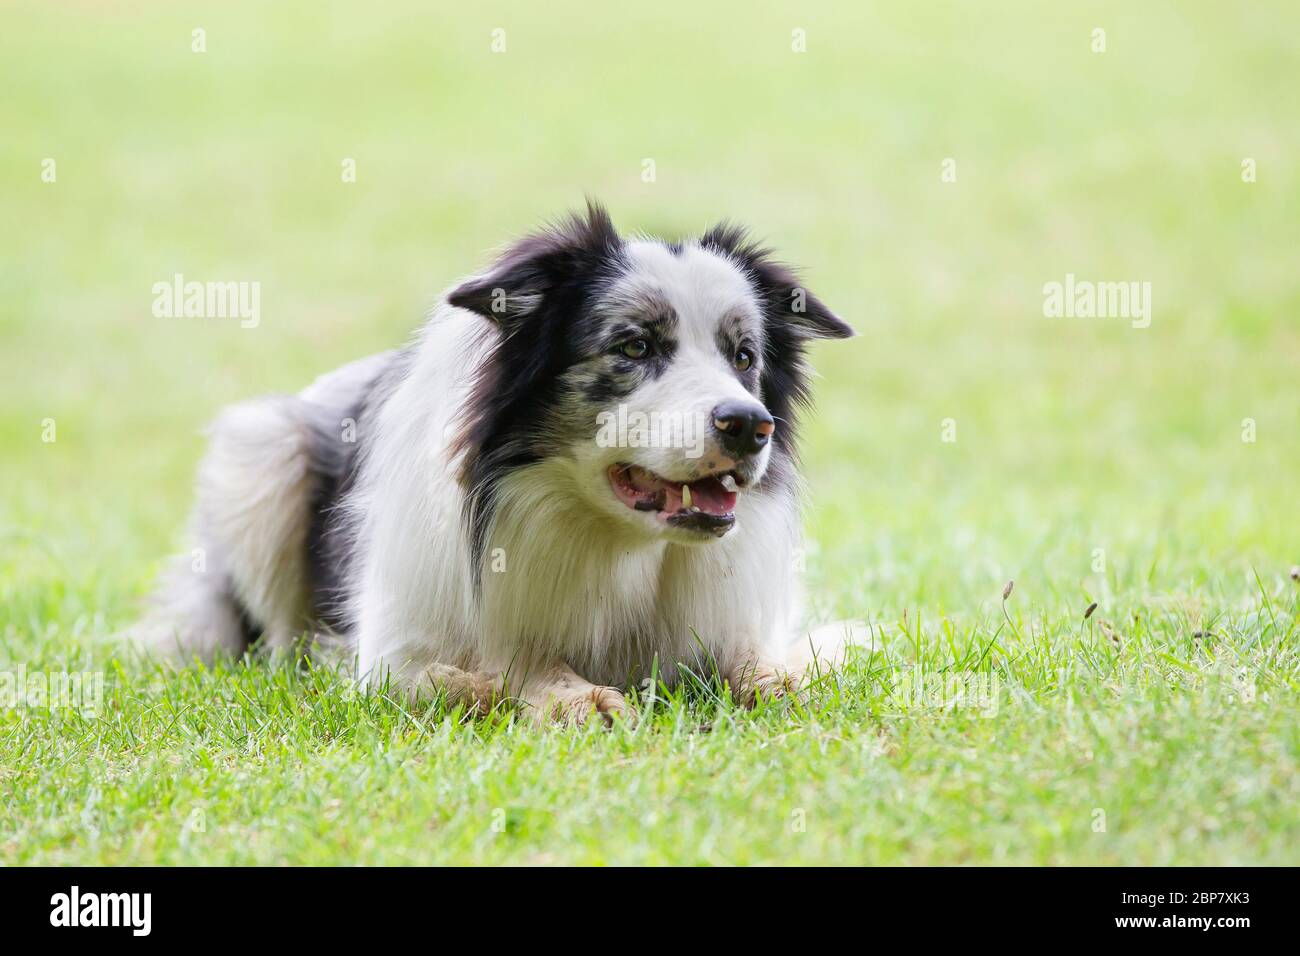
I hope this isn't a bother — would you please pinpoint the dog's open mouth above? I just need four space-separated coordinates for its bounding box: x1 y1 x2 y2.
607 464 740 537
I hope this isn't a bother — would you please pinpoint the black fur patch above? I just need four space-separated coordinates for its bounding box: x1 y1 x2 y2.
449 202 628 577
304 351 409 633
581 307 680 402
698 223 853 467
441 206 851 582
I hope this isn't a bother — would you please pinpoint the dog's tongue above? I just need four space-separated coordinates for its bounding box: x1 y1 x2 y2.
666 475 737 516
619 466 738 516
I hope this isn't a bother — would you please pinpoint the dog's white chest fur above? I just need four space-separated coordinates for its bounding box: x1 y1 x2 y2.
342 309 799 690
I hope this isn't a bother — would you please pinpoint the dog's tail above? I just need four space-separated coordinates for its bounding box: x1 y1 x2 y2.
129 551 253 663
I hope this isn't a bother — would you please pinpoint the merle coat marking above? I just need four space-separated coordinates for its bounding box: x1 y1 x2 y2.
136 203 860 722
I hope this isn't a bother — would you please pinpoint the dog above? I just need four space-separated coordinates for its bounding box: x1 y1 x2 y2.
136 203 858 723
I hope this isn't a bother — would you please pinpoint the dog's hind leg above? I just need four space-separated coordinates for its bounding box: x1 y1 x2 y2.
135 396 317 660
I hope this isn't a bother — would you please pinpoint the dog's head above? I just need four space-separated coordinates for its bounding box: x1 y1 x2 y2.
450 202 852 554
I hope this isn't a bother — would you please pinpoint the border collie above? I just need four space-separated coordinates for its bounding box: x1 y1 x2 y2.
137 203 857 724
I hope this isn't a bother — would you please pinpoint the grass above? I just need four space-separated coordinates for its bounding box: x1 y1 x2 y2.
2 0 1298 865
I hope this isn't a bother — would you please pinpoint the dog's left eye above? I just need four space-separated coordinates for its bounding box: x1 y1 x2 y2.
734 348 753 372
620 338 651 360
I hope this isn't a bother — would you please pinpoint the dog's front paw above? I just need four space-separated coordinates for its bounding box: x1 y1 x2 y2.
535 683 631 728
729 661 802 708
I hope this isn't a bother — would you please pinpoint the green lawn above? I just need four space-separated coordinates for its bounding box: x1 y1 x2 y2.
2 0 1297 865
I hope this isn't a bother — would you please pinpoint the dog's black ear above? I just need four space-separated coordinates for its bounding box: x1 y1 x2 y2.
700 222 852 464
699 222 854 340
449 201 622 324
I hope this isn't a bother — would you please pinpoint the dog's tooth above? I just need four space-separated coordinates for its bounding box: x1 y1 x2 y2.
681 484 692 509
720 474 738 493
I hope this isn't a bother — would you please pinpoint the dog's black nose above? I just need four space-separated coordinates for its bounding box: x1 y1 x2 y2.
711 401 775 458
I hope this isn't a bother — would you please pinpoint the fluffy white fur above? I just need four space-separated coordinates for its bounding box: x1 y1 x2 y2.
136 228 864 724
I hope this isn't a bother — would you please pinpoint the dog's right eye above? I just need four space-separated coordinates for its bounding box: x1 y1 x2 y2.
620 338 651 360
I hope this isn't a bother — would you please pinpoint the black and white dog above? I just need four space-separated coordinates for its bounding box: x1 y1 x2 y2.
138 203 859 723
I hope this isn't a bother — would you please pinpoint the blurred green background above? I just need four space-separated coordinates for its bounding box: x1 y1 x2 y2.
1 2 1297 864
4 1 1296 621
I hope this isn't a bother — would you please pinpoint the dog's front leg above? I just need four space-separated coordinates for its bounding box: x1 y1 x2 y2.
414 663 502 713
509 663 629 727
725 654 802 707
